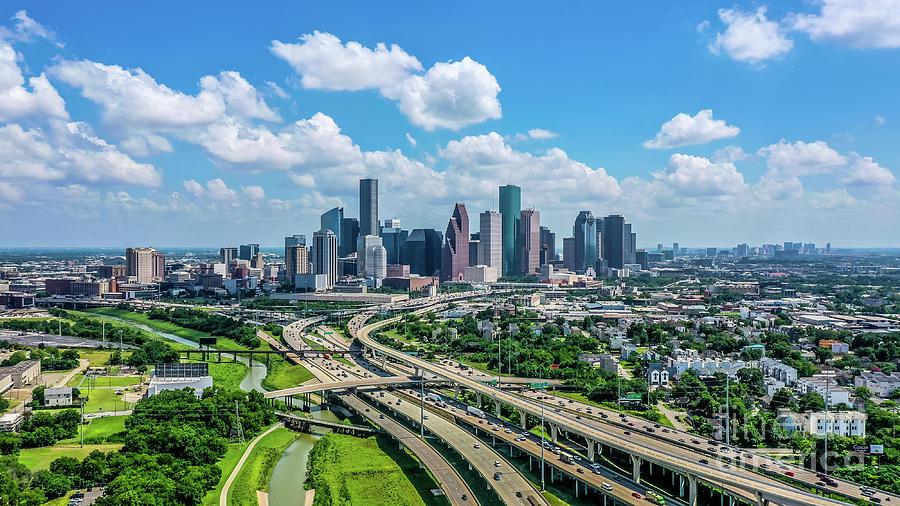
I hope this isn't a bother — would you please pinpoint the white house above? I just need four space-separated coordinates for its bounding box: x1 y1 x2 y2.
43 387 74 407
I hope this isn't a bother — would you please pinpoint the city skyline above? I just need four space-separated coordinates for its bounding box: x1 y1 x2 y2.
1 2 899 247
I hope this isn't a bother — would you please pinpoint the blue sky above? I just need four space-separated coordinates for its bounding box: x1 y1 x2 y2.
0 1 898 247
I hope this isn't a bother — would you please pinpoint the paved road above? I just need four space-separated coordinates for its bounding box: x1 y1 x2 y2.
339 393 477 505
219 423 283 506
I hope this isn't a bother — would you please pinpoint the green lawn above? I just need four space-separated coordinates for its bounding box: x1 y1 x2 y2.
19 444 123 470
261 360 314 391
68 374 143 388
228 427 298 506
306 433 448 506
85 308 210 342
202 441 251 506
79 387 131 414
59 415 127 444
180 359 249 392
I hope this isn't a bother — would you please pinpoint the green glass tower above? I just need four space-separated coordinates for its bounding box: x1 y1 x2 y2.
499 184 521 276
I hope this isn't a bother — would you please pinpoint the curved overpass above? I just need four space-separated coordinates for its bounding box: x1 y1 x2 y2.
352 308 853 506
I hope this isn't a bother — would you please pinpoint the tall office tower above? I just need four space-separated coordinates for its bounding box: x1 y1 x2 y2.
825 243 831 254
737 243 750 257
539 226 555 265
357 235 382 278
405 229 443 276
601 214 626 269
239 243 260 261
478 210 503 270
251 253 265 269
441 203 470 281
284 235 306 278
518 209 540 274
359 178 379 237
312 229 339 287
562 237 576 271
320 207 343 250
657 243 664 253
381 221 408 265
368 244 387 280
672 243 679 257
468 233 480 267
219 247 237 266
340 217 359 257
499 184 521 276
573 211 598 273
126 247 163 283
284 245 309 282
623 223 636 265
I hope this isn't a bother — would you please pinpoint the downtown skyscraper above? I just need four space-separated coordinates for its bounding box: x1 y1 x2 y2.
499 184 521 276
478 210 502 270
441 203 469 281
312 229 338 287
320 207 343 252
518 209 540 275
359 178 379 238
573 211 598 273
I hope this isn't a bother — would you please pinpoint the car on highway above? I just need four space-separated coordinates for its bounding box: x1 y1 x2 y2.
602 483 613 491
699 459 709 464
473 443 480 449
494 460 501 467
493 472 502 481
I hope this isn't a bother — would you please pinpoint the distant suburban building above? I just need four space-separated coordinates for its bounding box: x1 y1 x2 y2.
0 412 23 432
44 387 74 407
147 363 212 398
854 371 900 398
777 409 866 437
0 360 41 388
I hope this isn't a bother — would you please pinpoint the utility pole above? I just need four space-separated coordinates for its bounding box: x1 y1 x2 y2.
824 375 830 475
726 374 731 446
80 401 85 448
540 371 545 491
419 374 425 439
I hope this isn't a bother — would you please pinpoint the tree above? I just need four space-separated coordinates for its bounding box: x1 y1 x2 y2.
737 368 766 397
30 470 72 499
813 347 834 365
770 388 794 412
798 391 826 413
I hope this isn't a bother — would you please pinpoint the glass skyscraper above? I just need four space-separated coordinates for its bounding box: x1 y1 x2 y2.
499 184 521 276
359 178 379 238
320 207 343 251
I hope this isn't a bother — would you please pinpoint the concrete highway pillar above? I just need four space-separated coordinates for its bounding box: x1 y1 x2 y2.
631 455 642 484
679 475 684 497
519 409 527 429
454 383 460 400
550 424 558 444
688 474 698 506
529 455 532 470
575 479 579 498
381 356 386 369
587 439 596 461
755 491 766 506
476 392 482 407
494 399 501 416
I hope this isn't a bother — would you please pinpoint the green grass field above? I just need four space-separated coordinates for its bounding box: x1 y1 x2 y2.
228 427 298 506
201 441 251 506
306 433 447 506
85 307 210 342
59 415 127 444
261 360 315 391
19 444 123 470
79 387 131 414
67 374 143 388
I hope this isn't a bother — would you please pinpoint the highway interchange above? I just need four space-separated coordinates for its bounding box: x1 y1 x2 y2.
269 289 896 506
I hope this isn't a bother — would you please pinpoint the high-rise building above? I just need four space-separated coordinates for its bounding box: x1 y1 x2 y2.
357 235 382 278
340 217 359 257
624 223 636 265
672 243 679 257
539 226 555 265
468 233 480 267
478 210 502 270
368 244 387 280
601 215 626 269
251 253 265 269
320 207 343 252
562 237 576 271
359 178 379 238
441 203 470 281
405 229 442 276
312 229 338 287
573 211 598 273
381 220 408 265
499 185 521 276
518 209 540 275
219 247 237 266
125 247 164 283
284 235 306 279
239 244 259 261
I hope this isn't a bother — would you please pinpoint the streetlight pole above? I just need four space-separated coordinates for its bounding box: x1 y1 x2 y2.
726 374 731 446
419 374 425 439
540 371 545 492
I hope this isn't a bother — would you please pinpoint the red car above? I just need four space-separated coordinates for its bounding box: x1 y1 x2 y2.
785 471 795 477
632 492 642 499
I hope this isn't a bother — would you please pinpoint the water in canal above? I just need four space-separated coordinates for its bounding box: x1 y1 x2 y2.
267 408 341 506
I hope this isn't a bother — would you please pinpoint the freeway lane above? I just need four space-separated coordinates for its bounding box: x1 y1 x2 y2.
352 310 853 506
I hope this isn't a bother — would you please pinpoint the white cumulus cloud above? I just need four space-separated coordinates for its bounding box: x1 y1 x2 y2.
790 0 900 49
653 153 746 196
841 155 896 186
271 32 500 130
757 139 847 177
709 7 794 65
0 43 68 122
643 109 740 149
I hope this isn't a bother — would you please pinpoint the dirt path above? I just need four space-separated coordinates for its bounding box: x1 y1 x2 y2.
54 358 90 387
